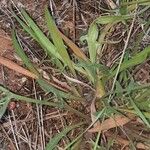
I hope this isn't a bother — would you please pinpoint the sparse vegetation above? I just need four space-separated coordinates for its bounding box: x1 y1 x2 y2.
0 0 150 149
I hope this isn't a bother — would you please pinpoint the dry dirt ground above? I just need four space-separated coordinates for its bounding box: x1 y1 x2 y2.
0 0 150 150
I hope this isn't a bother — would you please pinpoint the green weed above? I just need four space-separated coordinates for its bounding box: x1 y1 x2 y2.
0 1 150 149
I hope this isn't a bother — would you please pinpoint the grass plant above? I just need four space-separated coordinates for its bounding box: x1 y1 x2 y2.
0 0 150 149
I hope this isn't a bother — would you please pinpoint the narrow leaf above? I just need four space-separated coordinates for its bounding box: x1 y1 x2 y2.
110 46 150 77
88 114 132 133
95 15 131 24
58 30 88 61
37 79 83 100
0 56 38 79
20 9 62 60
88 23 99 63
45 122 84 150
129 97 150 128
12 30 74 98
0 97 10 119
13 11 63 67
45 7 75 74
12 30 39 75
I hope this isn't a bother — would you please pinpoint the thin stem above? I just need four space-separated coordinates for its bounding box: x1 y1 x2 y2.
0 85 87 119
108 9 137 103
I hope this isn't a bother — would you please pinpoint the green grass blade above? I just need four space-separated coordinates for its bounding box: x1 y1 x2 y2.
13 93 61 108
12 30 39 75
129 96 150 128
95 15 131 24
73 62 94 82
110 46 150 77
20 9 62 60
0 97 10 119
12 11 38 40
12 30 76 100
45 7 75 75
93 132 101 150
120 46 150 71
85 14 131 72
45 122 84 150
121 0 150 6
37 79 83 100
13 11 63 67
87 23 99 63
0 85 86 119
13 12 50 54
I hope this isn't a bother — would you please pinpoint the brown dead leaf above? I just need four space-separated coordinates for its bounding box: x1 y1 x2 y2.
106 0 117 9
88 114 133 133
0 56 38 79
58 30 88 61
52 76 71 91
0 56 69 92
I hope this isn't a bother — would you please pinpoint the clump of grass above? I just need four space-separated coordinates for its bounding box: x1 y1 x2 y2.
0 0 150 149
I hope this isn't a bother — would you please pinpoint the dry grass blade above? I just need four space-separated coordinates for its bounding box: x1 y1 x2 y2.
88 114 133 133
0 56 38 79
52 76 71 91
63 73 95 91
58 30 88 61
45 79 69 93
0 56 68 92
106 0 117 9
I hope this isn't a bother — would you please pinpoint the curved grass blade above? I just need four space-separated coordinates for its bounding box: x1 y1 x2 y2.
88 15 131 61
12 30 81 99
0 56 38 79
97 23 115 55
12 30 39 75
20 9 62 60
58 30 88 61
110 46 150 77
129 96 150 128
45 7 75 75
13 11 63 68
0 97 10 119
85 14 131 70
45 122 85 150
